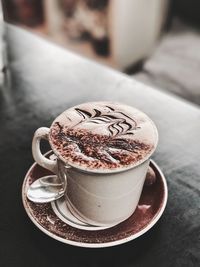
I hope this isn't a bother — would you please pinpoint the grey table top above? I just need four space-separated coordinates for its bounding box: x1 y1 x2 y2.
0 25 199 267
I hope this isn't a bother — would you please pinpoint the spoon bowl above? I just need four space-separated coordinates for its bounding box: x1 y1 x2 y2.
27 175 64 203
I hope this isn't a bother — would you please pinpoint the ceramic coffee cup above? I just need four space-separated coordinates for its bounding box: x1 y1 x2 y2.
32 102 158 227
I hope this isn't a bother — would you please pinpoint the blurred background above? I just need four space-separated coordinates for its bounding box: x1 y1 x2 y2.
1 0 200 104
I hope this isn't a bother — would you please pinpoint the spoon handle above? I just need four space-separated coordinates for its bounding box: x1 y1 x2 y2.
39 175 62 187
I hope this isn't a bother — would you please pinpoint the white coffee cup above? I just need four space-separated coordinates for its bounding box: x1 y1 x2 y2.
32 102 158 227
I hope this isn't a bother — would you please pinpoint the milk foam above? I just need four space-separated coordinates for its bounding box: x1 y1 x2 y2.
49 102 158 171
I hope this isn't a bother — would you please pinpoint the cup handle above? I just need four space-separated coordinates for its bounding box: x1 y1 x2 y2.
32 127 57 174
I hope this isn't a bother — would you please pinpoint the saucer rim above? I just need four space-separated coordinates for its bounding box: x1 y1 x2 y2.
22 155 168 248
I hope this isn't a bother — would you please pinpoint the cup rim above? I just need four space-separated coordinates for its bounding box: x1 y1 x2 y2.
48 102 159 174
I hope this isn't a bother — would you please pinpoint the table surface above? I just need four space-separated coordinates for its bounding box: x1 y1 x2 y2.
0 25 199 267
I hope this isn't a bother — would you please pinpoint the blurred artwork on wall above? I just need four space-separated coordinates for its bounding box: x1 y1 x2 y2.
1 0 168 70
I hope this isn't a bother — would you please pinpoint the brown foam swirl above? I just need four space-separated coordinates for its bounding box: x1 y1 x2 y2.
73 106 139 137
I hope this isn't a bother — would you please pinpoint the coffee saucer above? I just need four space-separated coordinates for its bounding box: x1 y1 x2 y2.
22 152 168 248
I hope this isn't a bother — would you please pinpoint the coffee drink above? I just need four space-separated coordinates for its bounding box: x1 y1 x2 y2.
49 102 158 171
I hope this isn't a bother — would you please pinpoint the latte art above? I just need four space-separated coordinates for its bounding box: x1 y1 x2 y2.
73 106 139 136
75 106 137 136
49 102 158 171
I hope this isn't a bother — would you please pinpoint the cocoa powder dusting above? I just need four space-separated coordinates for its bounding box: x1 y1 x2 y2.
50 122 153 169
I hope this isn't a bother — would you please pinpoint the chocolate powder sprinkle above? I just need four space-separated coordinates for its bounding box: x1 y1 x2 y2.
49 122 153 169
